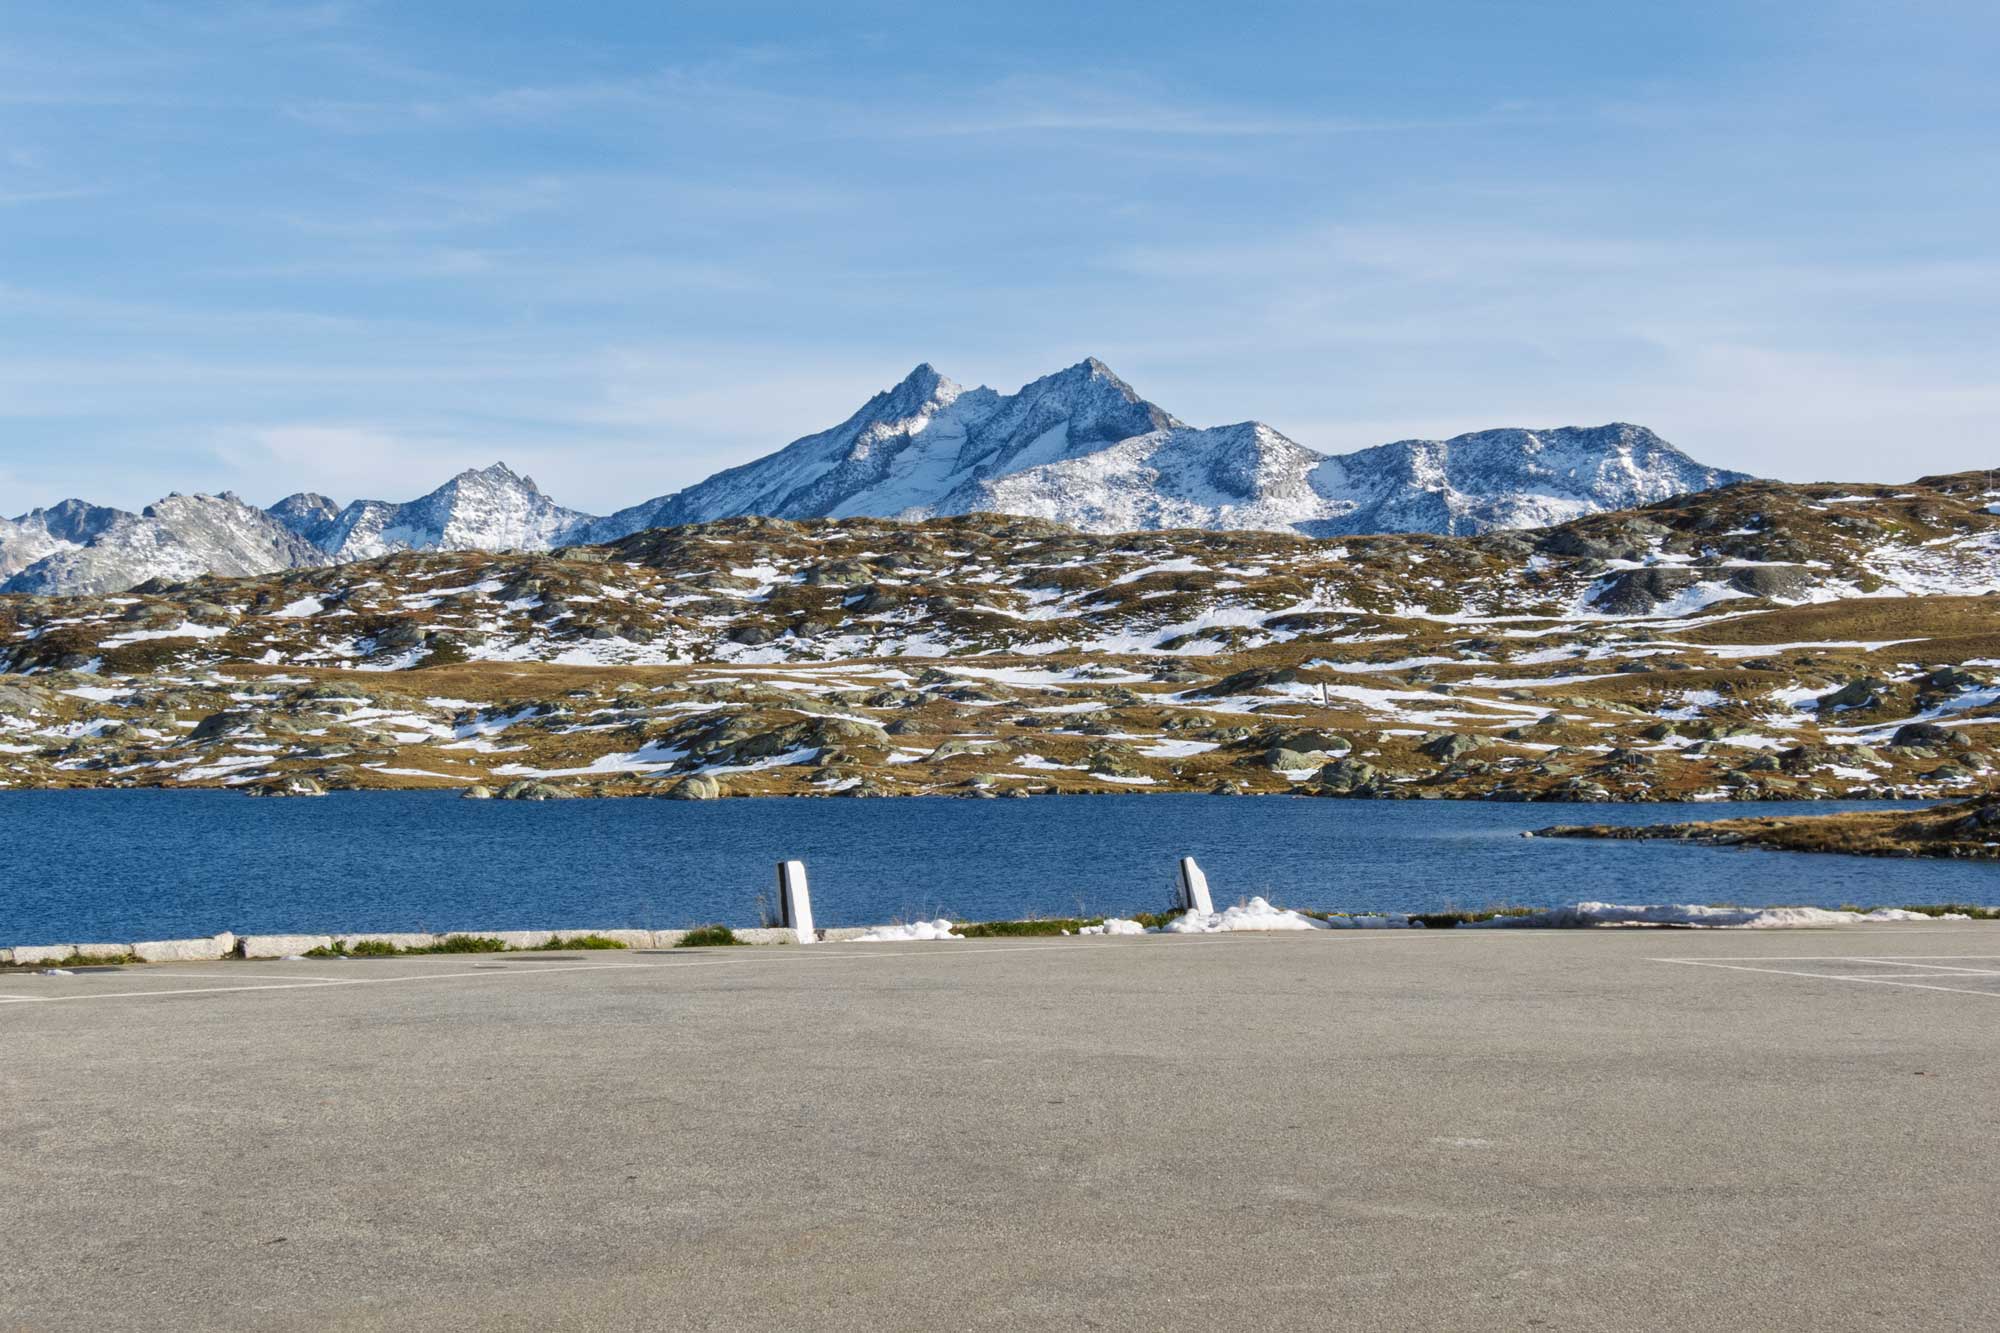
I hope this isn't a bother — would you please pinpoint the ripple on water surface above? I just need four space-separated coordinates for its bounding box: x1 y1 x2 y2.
0 790 1987 940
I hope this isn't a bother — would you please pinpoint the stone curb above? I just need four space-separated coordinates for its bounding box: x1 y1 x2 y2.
11 943 132 965
132 933 237 963
2 926 816 962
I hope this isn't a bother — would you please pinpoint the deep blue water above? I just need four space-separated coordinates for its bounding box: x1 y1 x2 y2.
0 791 1991 941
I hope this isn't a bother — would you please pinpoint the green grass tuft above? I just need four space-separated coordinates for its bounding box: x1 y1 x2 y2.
416 934 509 954
676 924 742 948
542 934 629 949
953 918 1097 938
1408 907 1540 929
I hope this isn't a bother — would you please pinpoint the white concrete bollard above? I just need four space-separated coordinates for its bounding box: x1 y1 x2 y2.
1177 856 1214 916
776 859 816 944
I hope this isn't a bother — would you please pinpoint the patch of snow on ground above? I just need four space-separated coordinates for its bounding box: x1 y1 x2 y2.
1471 902 1963 929
1306 655 1457 674
1164 897 1325 933
99 622 232 647
1078 918 1147 935
851 919 964 942
1139 738 1220 758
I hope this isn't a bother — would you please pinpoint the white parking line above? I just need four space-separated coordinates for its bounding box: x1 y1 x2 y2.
1653 956 2000 998
1860 959 2000 976
38 970 369 984
0 962 650 1006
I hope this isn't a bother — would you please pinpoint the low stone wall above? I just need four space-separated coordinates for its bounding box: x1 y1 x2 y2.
133 933 238 963
2 925 817 964
6 943 135 965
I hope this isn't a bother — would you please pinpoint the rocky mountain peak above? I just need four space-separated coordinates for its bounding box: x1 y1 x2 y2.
452 461 541 493
18 498 128 545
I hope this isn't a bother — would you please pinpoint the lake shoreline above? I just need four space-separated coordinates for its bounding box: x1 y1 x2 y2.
10 896 1997 971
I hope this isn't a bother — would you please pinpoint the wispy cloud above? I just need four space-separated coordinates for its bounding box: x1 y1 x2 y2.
882 74 1498 140
2 0 1994 508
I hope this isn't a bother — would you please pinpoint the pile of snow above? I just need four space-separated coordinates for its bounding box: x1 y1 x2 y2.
1163 896 1327 933
851 918 963 942
1083 900 1413 934
1471 902 1967 929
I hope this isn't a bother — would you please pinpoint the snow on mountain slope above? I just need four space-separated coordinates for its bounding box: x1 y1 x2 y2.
1 494 322 596
291 464 594 561
266 492 343 549
591 360 1745 540
0 518 64 580
1300 425 1750 537
937 422 1333 532
582 359 1180 539
0 500 130 579
0 517 76 580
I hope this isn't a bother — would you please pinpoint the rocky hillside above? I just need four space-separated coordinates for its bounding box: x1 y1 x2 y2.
2 469 1997 803
3 360 1746 594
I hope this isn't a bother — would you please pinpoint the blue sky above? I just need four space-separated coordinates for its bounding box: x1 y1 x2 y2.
2 0 1995 513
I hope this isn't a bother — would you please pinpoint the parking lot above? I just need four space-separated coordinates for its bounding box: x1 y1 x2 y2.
6 924 1999 1330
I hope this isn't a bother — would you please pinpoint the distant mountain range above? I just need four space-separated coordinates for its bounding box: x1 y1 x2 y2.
0 358 1749 595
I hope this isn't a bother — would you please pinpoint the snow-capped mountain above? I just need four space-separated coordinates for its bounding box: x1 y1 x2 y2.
587 360 1746 538
2 359 1750 595
580 359 1179 539
1 494 322 596
270 463 594 562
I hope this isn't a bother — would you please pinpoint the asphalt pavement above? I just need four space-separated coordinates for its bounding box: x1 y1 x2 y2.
5 924 2000 1331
